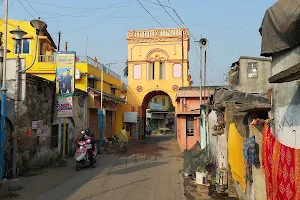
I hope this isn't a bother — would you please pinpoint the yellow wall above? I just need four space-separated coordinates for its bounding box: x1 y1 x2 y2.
2 19 122 98
115 104 132 137
126 28 191 112
3 20 56 79
3 19 125 138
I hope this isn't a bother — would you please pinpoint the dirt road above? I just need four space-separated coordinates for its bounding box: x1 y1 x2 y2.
13 136 186 200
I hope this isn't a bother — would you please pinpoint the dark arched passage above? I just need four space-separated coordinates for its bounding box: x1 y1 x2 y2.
140 90 175 139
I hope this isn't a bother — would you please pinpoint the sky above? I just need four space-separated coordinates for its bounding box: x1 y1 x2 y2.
1 0 276 85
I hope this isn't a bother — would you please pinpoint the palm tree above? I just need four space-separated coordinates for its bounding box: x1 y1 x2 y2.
123 60 128 77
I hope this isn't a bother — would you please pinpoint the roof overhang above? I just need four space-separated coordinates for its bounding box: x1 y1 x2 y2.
87 87 126 104
111 85 121 90
236 103 271 112
88 75 101 82
269 63 300 83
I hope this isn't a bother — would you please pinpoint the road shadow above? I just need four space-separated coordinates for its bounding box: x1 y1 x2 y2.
109 161 169 175
79 178 151 200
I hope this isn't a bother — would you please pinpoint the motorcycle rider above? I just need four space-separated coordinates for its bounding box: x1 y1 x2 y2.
84 128 95 167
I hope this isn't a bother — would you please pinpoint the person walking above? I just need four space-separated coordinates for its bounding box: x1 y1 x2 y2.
119 126 128 152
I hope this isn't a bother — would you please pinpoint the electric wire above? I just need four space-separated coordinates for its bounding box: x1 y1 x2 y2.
156 0 182 28
136 0 167 29
17 0 35 19
26 0 131 10
144 0 171 8
51 0 131 34
25 0 39 18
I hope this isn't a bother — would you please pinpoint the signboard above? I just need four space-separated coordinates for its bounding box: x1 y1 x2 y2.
56 51 76 94
146 112 152 118
124 112 137 123
150 103 163 110
75 69 81 79
57 94 73 118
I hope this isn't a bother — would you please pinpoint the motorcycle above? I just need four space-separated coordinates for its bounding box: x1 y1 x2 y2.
74 136 97 171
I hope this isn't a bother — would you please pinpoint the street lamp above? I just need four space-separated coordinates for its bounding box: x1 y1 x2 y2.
9 26 27 178
10 26 27 54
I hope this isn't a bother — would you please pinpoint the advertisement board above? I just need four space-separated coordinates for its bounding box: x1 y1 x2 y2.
57 94 73 118
124 112 137 123
56 51 76 94
150 103 163 110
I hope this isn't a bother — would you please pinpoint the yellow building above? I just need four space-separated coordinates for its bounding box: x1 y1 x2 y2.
2 19 125 139
126 28 191 135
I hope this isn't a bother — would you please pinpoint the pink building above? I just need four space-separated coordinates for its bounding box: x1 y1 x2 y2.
176 87 213 152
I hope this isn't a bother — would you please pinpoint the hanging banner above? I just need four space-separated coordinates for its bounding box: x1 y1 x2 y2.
56 51 76 94
57 94 73 118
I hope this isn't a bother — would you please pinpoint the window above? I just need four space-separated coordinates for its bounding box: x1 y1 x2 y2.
88 79 95 88
248 62 258 78
186 116 194 136
159 62 165 80
162 98 166 106
14 39 30 54
133 65 142 79
149 62 155 80
173 64 182 78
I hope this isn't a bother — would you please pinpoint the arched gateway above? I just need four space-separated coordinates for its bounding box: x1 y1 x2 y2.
126 28 191 139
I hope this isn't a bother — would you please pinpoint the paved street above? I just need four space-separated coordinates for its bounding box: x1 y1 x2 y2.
13 136 186 200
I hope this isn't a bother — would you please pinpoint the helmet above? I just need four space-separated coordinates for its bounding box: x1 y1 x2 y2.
85 128 91 136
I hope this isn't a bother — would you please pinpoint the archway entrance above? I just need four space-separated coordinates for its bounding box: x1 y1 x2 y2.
141 90 175 139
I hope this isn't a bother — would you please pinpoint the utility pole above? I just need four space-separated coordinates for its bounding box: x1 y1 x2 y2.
0 0 9 180
195 36 209 150
86 38 88 58
195 35 203 115
204 50 207 91
181 30 184 88
58 31 61 51
13 40 21 178
99 64 104 151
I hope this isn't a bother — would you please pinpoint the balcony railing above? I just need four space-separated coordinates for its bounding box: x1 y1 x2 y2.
128 28 189 39
37 54 121 80
76 56 121 80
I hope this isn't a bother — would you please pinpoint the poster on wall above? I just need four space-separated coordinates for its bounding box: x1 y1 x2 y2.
57 94 73 118
56 51 76 94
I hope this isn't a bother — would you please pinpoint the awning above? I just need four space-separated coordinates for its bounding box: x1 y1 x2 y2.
236 103 271 112
176 111 200 115
148 110 174 114
87 87 126 104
